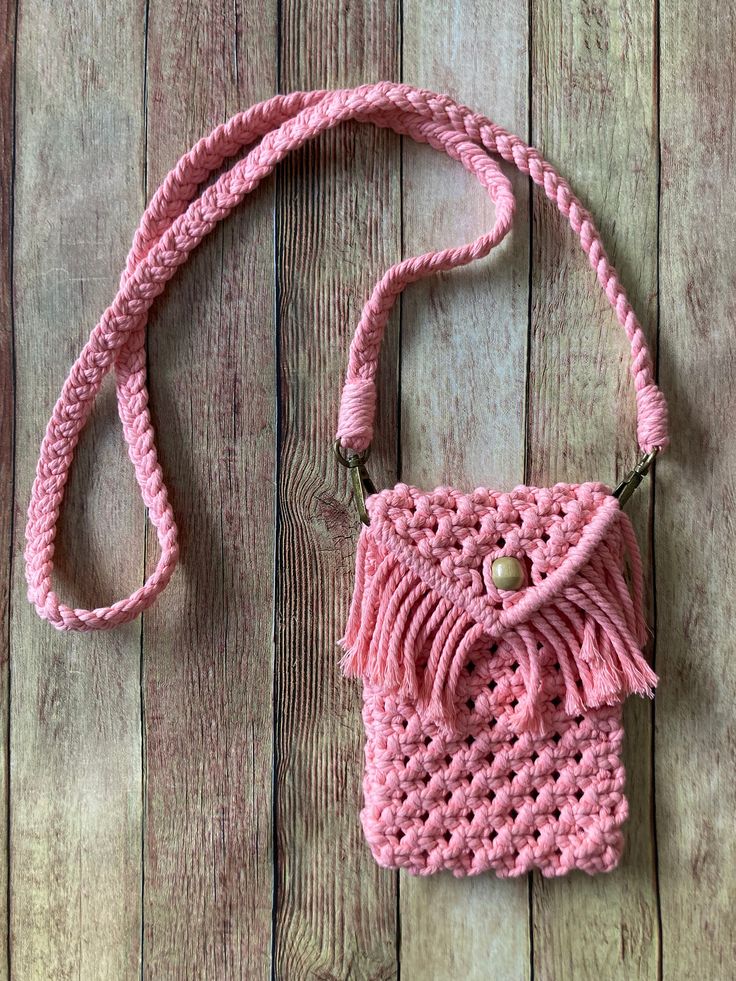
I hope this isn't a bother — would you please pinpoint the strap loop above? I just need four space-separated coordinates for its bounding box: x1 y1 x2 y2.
24 83 669 632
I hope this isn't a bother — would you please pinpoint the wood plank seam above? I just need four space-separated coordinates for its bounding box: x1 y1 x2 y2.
2 1 19 977
650 3 664 975
139 5 150 976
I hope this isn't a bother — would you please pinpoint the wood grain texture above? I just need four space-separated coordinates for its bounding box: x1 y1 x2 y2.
657 3 736 979
0 2 16 977
6 3 736 978
529 2 660 979
398 2 532 978
10 1 146 977
274 2 401 977
142 2 277 977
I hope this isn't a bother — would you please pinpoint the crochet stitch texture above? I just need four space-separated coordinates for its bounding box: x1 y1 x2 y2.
346 482 645 876
24 83 668 879
361 686 625 876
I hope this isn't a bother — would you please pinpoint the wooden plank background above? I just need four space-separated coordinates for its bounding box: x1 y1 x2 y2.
3 0 735 978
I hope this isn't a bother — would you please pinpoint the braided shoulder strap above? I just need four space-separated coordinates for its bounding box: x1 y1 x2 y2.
24 82 669 631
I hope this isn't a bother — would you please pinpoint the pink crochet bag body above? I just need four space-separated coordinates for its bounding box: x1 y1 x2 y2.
24 83 668 879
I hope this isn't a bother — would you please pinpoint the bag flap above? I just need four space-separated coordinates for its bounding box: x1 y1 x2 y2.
365 481 620 637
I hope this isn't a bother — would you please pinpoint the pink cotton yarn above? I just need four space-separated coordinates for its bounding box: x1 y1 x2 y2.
23 84 667 879
360 677 626 877
342 481 654 876
24 83 668 633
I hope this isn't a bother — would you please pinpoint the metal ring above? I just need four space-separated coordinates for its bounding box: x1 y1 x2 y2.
332 439 371 468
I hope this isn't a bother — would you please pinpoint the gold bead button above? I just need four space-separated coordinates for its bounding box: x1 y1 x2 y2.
491 556 524 591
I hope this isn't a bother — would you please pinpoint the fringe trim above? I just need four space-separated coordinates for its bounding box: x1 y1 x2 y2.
339 520 657 734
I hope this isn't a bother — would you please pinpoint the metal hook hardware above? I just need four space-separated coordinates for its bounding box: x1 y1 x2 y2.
612 449 659 508
333 441 377 525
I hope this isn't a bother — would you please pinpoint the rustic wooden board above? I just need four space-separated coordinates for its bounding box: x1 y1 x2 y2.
9 1 146 977
657 3 736 978
529 2 660 979
398 2 532 978
0 3 16 977
6 2 736 978
274 3 401 977
141 3 277 977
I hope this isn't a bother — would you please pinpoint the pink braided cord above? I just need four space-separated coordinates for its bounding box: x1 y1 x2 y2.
25 83 669 631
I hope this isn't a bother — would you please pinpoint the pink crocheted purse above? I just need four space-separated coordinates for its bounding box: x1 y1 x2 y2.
24 84 668 879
